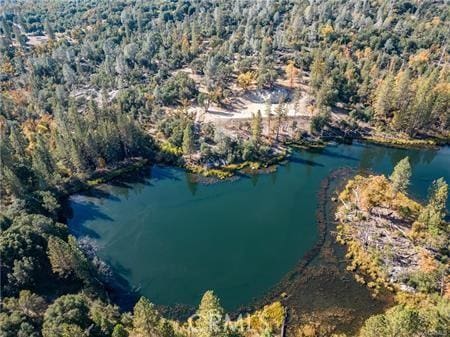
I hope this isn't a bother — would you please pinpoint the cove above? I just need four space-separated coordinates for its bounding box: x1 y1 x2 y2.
67 143 450 310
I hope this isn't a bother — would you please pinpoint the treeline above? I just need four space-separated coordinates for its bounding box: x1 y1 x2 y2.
1 96 151 200
1 285 284 337
373 67 449 136
308 46 449 136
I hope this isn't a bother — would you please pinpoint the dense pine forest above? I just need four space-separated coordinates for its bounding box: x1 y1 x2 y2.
0 0 449 336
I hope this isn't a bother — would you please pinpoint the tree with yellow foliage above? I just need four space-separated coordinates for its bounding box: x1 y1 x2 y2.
320 23 334 39
237 71 254 92
285 61 298 88
181 34 190 58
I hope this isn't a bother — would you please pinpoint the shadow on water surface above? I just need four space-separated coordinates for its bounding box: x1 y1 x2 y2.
67 165 181 226
150 165 182 182
68 201 114 238
105 260 141 311
289 156 324 167
312 148 358 161
82 187 122 202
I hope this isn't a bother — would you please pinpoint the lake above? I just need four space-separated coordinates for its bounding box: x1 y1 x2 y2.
68 143 449 309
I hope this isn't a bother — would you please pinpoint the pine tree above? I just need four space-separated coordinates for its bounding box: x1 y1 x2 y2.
415 178 448 244
389 157 411 194
409 74 435 135
316 77 336 109
257 38 276 89
310 53 325 91
251 110 263 144
158 319 175 337
47 236 75 278
428 178 448 219
47 236 91 282
360 305 422 337
374 73 395 122
195 291 225 337
182 122 194 156
274 99 287 141
2 166 25 198
9 124 28 163
392 69 412 130
293 88 302 115
6 290 47 317
32 135 56 188
214 7 224 37
42 294 91 337
132 297 161 337
264 99 272 139
67 236 92 283
191 21 200 54
431 81 450 130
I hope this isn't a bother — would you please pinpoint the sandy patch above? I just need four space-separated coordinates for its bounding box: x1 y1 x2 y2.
176 68 315 123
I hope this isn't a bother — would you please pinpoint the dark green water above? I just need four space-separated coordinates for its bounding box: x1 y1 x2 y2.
68 143 449 309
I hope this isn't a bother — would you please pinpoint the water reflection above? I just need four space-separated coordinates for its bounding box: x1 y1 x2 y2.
67 143 449 309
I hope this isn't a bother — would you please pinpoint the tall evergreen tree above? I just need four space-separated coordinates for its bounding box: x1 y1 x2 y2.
392 69 412 130
251 110 263 144
274 99 287 141
47 236 76 278
374 73 395 122
195 291 225 337
132 297 161 337
31 135 56 188
389 157 411 194
264 99 272 139
182 122 194 156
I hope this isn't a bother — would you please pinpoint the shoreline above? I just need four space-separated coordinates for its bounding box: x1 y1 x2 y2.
64 165 349 320
66 164 393 336
229 168 353 312
60 139 442 327
58 134 448 199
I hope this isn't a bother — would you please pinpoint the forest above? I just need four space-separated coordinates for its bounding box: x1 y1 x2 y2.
0 0 449 336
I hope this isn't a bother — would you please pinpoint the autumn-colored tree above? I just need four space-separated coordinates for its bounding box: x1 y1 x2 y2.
237 71 254 92
285 61 298 88
181 34 190 57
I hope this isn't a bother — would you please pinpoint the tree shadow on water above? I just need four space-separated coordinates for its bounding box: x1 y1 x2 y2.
289 156 324 167
310 148 358 161
105 165 181 190
67 200 114 239
105 260 141 311
149 165 181 182
84 187 121 202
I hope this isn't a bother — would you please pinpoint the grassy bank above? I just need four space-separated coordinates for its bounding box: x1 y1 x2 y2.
361 135 442 148
60 157 150 196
